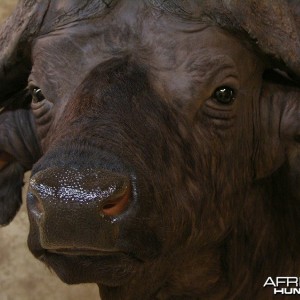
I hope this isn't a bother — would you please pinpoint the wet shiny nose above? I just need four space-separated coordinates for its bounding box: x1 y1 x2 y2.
27 167 132 250
29 167 131 218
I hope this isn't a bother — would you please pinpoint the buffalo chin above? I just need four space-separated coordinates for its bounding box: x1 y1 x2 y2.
40 251 140 286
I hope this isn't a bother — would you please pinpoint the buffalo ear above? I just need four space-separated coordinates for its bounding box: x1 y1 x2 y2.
0 160 24 226
218 0 300 78
255 77 300 180
279 84 300 197
0 105 40 226
0 1 47 225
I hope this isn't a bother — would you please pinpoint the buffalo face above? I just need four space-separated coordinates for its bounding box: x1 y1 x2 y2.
1 1 300 299
25 22 264 286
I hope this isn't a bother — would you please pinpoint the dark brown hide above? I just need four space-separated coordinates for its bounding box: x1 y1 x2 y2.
0 105 40 225
0 1 300 300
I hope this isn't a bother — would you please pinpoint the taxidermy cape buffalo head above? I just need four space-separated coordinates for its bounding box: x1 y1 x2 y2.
0 0 300 299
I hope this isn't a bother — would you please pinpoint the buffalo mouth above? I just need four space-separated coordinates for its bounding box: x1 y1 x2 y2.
38 249 141 286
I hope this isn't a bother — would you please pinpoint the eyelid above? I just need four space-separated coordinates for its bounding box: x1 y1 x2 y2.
28 82 38 93
28 75 36 88
213 75 239 92
201 99 236 126
201 56 240 93
205 98 236 111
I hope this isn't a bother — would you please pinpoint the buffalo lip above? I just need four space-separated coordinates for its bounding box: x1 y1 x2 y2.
39 249 141 286
46 248 124 256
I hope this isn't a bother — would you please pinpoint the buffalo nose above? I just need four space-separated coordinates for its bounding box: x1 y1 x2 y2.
29 167 131 219
27 167 132 250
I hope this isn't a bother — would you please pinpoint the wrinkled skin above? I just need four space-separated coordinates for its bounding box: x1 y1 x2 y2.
1 1 300 299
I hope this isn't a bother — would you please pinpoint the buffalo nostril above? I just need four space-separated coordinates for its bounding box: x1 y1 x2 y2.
101 184 131 217
0 151 14 171
27 190 45 221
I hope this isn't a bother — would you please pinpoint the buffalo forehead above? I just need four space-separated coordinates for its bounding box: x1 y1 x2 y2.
31 2 261 113
40 0 118 32
40 0 210 32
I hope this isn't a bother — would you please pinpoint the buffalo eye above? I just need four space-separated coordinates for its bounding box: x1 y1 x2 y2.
213 86 235 105
31 88 45 102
